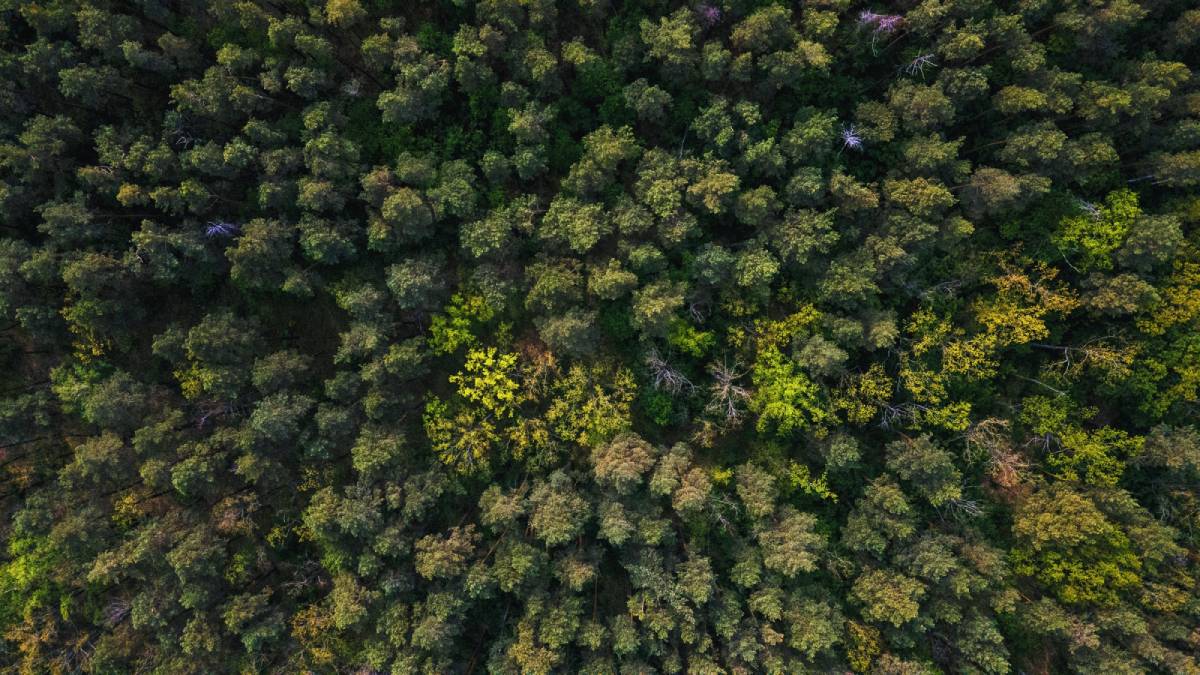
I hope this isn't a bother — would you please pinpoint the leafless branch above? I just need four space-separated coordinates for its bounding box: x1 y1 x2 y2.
705 359 750 423
645 348 695 396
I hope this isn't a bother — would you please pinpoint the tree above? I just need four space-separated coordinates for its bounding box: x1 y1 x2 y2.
591 433 656 494
529 472 591 547
537 309 600 359
888 81 955 131
387 256 446 311
852 568 926 628
734 186 778 227
561 126 639 196
749 346 828 435
449 347 520 419
885 435 962 507
757 508 824 577
685 158 740 214
156 312 263 401
843 477 916 557
735 463 777 520
351 425 406 476
462 196 537 259
227 219 296 292
1054 189 1140 271
624 79 671 123
588 259 638 300
377 37 451 124
540 196 611 254
415 526 479 580
640 9 701 78
768 208 838 267
1011 484 1142 607
631 280 685 338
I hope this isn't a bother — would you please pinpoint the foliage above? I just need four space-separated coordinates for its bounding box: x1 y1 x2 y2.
1 1 1198 673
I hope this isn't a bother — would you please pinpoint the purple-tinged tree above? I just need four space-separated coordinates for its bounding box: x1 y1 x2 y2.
205 221 240 239
697 4 721 27
858 10 903 53
840 125 864 152
902 54 936 78
858 11 903 35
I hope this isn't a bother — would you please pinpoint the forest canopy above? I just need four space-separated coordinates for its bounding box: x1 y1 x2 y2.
1 0 1199 673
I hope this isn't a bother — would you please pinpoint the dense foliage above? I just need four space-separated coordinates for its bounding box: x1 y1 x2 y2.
1 0 1199 672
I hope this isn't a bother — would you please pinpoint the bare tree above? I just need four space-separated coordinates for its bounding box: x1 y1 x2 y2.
645 348 695 395
966 418 1030 489
879 401 926 430
103 597 132 627
941 495 984 522
705 359 751 423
